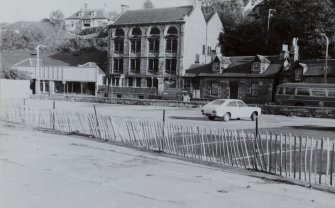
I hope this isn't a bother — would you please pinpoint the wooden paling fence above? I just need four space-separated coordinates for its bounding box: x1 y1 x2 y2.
1 104 335 188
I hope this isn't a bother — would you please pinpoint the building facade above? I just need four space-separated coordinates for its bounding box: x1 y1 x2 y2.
184 51 284 104
65 4 110 32
107 4 224 97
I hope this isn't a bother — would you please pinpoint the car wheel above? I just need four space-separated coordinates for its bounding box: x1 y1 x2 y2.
208 116 215 121
251 112 258 121
223 113 230 122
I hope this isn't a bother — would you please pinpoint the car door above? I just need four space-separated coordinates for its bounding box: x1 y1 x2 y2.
237 100 249 118
226 101 238 118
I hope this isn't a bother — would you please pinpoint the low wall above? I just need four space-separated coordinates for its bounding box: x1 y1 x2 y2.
55 96 335 119
63 96 207 108
260 105 335 119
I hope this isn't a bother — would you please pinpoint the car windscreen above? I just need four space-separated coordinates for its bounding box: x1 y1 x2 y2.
210 100 226 105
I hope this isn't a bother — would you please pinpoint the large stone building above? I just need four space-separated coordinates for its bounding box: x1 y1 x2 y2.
65 4 110 32
106 3 224 97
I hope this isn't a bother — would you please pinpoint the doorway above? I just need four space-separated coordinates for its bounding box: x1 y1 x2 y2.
230 81 238 99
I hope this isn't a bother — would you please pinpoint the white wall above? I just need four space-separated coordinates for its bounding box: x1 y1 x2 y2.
206 13 224 62
182 6 207 75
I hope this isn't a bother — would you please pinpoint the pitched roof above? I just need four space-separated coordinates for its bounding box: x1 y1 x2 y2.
282 59 335 77
3 51 108 72
113 6 194 25
66 9 109 20
185 55 283 78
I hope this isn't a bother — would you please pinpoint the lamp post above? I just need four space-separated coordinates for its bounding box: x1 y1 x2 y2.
266 9 276 50
320 33 329 84
36 44 46 95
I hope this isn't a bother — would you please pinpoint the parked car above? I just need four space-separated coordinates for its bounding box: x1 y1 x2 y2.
274 83 335 107
201 99 261 121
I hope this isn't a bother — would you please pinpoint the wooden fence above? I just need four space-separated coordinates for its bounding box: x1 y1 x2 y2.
1 104 334 188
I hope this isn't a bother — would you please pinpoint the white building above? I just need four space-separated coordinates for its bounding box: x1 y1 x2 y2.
107 3 224 96
65 4 110 32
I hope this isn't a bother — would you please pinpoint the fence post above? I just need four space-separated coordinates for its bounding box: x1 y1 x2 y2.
93 105 101 139
319 138 324 184
330 141 334 186
161 110 165 152
53 100 56 130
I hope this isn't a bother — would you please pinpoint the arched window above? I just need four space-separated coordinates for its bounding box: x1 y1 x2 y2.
131 27 142 53
166 26 178 53
149 27 160 53
114 28 124 54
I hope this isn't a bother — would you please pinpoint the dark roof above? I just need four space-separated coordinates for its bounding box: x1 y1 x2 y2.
66 9 109 20
282 59 335 77
113 6 193 25
185 55 283 78
2 51 108 71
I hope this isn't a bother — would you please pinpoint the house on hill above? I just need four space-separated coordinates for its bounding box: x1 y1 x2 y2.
106 3 224 98
65 3 110 32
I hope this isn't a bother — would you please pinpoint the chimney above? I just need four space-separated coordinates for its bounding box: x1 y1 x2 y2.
290 37 299 63
121 5 129 13
280 44 289 60
84 3 88 10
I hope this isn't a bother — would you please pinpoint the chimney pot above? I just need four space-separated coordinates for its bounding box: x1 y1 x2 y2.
121 5 129 13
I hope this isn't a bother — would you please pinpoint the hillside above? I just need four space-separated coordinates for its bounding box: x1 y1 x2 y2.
0 20 77 51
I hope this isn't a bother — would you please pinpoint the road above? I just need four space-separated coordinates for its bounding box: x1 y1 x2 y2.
1 122 335 208
3 99 335 139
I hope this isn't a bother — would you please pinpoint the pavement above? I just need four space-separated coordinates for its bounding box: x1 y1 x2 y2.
1 122 335 208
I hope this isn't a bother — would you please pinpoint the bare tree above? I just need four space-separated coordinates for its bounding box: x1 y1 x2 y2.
48 10 65 46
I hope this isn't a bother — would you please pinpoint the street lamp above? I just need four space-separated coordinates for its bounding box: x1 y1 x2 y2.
266 9 276 50
36 44 46 95
320 33 329 84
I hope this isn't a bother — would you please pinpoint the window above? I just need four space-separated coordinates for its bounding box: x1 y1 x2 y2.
130 58 140 73
166 38 178 53
251 82 260 96
328 90 335 97
136 78 141 87
277 87 284 95
285 87 296 95
296 88 310 96
128 77 133 87
165 59 177 75
90 12 95 17
148 59 159 73
211 99 226 105
114 39 124 54
149 38 159 53
311 89 327 97
83 19 90 27
212 62 220 72
237 101 247 107
211 82 219 96
131 39 141 53
295 68 303 81
252 62 260 72
113 59 123 74
227 101 238 107
146 78 153 88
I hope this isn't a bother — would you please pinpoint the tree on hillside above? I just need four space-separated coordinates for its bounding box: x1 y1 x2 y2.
258 0 335 58
143 0 154 9
47 10 65 47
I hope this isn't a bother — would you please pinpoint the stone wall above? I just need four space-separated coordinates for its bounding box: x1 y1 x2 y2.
260 105 335 119
59 96 335 119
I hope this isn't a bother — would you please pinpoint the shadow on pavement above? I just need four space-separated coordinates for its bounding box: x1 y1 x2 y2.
286 125 335 132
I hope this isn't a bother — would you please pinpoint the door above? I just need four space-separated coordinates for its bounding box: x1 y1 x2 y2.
230 81 238 99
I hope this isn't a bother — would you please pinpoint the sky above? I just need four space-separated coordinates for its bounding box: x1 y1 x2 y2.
0 0 192 23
